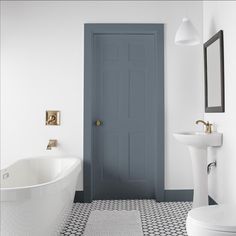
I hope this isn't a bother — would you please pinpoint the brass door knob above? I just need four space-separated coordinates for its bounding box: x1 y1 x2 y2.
95 120 103 127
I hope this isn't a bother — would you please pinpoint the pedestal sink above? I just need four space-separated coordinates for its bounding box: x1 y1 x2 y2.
173 132 222 208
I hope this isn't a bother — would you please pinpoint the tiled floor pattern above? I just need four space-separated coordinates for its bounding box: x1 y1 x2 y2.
61 200 192 236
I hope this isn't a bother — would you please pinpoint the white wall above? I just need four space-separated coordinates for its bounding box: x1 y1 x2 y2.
203 1 236 204
1 1 203 191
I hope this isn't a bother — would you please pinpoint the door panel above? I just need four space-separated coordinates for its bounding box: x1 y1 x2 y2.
102 133 119 181
92 33 160 199
129 132 146 180
129 70 145 118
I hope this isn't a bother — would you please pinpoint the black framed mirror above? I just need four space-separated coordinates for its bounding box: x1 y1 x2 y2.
204 30 225 112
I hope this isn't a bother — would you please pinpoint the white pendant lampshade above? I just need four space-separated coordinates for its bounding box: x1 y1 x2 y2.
175 18 200 46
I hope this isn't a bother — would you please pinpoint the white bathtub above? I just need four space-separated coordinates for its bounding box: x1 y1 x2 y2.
0 156 81 236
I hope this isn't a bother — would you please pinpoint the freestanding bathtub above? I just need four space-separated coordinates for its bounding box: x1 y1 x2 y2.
0 156 81 236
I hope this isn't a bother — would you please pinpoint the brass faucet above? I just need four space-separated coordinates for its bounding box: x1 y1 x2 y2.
195 120 213 134
46 139 57 150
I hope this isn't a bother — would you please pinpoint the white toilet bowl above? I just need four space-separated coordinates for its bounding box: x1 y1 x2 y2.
186 204 236 236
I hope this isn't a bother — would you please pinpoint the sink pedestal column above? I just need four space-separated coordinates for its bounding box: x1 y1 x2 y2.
188 147 208 208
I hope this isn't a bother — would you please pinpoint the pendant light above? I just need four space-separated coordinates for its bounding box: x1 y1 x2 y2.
175 18 200 46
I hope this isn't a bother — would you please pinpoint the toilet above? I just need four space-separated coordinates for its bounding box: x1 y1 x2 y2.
186 204 236 236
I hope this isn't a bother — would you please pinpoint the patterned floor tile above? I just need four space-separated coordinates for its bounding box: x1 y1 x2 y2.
61 200 192 235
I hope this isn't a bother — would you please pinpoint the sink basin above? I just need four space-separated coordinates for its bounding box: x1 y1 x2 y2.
173 132 222 148
173 131 223 208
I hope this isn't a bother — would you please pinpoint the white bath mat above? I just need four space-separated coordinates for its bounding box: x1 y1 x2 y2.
83 210 143 236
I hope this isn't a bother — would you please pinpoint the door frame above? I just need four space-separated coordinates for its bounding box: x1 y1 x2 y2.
84 24 164 202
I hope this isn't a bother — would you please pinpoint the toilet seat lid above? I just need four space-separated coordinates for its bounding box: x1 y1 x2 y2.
188 205 236 232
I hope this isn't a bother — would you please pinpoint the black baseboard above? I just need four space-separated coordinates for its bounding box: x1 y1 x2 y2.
164 190 219 204
74 190 219 204
74 190 194 203
208 195 218 205
164 190 193 202
74 191 84 203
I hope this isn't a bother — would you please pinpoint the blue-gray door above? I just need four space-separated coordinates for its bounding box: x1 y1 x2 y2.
84 24 164 201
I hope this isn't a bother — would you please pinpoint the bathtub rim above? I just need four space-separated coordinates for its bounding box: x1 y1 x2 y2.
0 156 82 191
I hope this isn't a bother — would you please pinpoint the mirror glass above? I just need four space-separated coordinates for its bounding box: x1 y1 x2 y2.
204 30 225 112
206 39 221 107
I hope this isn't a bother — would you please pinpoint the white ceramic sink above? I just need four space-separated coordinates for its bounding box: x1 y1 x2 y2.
173 132 222 148
173 131 223 208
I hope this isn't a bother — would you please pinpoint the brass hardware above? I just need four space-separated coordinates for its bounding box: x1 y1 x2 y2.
46 111 60 125
95 120 103 127
196 120 213 134
46 139 57 150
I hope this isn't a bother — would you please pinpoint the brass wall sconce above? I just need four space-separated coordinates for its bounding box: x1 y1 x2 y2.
46 111 60 126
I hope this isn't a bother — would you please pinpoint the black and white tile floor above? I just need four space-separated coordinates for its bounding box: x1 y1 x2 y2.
61 200 192 236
